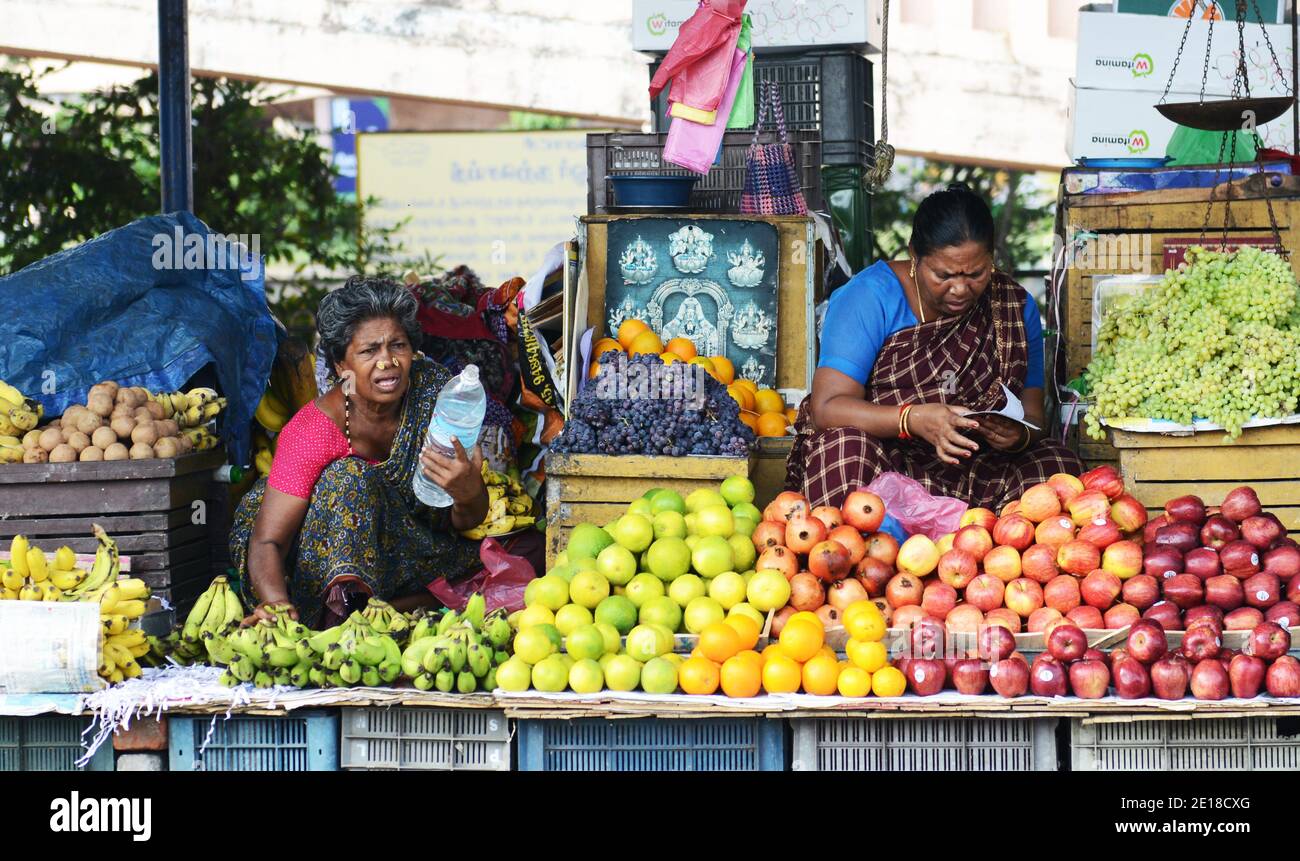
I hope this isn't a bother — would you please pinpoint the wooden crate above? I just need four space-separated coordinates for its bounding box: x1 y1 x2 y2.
0 451 224 607
581 215 822 392
753 436 793 510
545 453 753 566
1109 424 1300 535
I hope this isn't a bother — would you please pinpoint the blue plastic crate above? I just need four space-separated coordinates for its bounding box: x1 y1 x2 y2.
518 717 785 771
0 715 113 771
168 710 339 772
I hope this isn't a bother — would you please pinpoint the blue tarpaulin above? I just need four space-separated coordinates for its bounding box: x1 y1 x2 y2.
0 212 279 466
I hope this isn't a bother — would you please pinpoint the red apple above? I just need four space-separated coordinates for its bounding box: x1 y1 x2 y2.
1143 513 1171 544
945 604 985 634
1047 472 1086 506
909 618 947 661
1164 494 1206 525
1266 655 1300 698
1113 657 1152 699
1162 573 1204 610
827 525 867 566
978 624 1017 662
937 548 979 589
808 539 851 583
1205 574 1245 612
854 556 894 598
952 525 993 562
1154 522 1200 555
1264 544 1300 579
1191 658 1230 700
1150 655 1191 700
1044 575 1082 615
1244 621 1291 661
1057 540 1101 577
865 532 900 567
1067 605 1105 629
1184 547 1222 580
1030 654 1069 697
1181 624 1222 662
1027 607 1064 634
1110 494 1150 532
1083 647 1107 663
789 572 826 612
1225 607 1266 631
1101 540 1143 580
1241 515 1283 551
1069 659 1111 699
1289 574 1300 605
841 490 885 533
921 581 959 620
1266 601 1300 629
1220 486 1262 524
1184 605 1225 630
1142 546 1184 581
981 546 1021 585
757 546 799 581
827 577 868 612
964 574 1006 613
1035 516 1078 550
992 514 1036 551
891 605 927 630
1229 654 1267 698
785 515 828 555
752 520 787 552
1221 540 1262 579
1081 465 1125 500
1081 569 1122 609
1004 578 1045 619
1066 490 1111 528
906 658 946 696
960 506 998 532
1021 544 1060 584
1104 603 1141 629
951 658 989 695
1244 572 1281 609
989 657 1030 697
1200 515 1239 550
1047 623 1088 661
1121 575 1160 611
763 491 809 523
1143 601 1183 632
1077 517 1122 549
1019 483 1063 523
1127 620 1168 664
983 608 1022 634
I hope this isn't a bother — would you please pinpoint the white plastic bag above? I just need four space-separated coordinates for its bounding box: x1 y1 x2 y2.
0 602 102 693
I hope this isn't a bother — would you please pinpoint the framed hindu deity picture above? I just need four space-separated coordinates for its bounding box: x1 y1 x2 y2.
603 217 779 388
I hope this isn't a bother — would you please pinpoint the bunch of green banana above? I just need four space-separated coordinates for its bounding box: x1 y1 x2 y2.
0 379 40 439
400 594 512 693
359 598 410 644
459 463 535 539
179 576 245 643
215 606 316 688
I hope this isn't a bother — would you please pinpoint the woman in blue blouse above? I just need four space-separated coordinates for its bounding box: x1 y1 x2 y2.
787 185 1082 511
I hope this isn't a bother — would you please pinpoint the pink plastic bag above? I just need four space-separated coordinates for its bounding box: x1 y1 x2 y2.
427 537 534 613
865 472 968 542
663 47 748 173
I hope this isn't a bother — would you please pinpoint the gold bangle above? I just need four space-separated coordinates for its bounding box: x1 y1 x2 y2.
1011 428 1033 453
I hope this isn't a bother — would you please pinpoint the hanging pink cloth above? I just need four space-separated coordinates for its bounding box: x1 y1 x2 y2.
663 46 748 174
648 0 747 113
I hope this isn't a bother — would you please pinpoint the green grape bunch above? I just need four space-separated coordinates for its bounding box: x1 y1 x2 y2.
1084 245 1300 439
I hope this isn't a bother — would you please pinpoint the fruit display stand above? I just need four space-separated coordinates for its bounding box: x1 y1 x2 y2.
338 706 510 771
516 715 784 771
168 709 338 772
1071 714 1300 771
1054 174 1300 469
789 715 1059 772
1108 424 1300 538
0 450 225 611
544 452 753 566
0 714 113 772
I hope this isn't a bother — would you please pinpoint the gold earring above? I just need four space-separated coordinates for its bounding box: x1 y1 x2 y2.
390 357 401 369
909 259 917 281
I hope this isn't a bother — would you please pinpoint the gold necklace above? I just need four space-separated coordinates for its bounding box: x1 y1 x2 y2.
910 259 926 324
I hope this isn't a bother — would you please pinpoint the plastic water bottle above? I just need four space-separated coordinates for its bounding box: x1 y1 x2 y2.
413 364 486 507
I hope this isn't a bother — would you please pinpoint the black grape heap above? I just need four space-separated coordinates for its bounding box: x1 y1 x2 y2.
552 353 755 456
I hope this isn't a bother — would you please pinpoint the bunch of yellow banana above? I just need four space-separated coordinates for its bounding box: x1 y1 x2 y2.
0 379 41 440
459 462 536 539
251 425 277 476
255 349 319 434
139 386 226 428
181 426 221 451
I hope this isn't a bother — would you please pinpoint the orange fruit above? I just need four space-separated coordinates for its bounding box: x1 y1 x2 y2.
756 412 789 438
592 337 623 358
720 655 762 698
754 389 785 415
761 642 784 662
739 411 759 432
665 337 698 361
801 653 841 695
778 618 824 663
690 646 706 660
845 638 888 673
726 384 755 412
733 648 764 670
698 622 743 663
786 407 798 425
815 644 837 662
871 665 907 697
588 362 602 380
762 654 803 693
688 357 719 381
617 319 649 350
843 601 886 642
837 666 873 697
628 330 664 356
723 614 761 650
660 352 683 365
679 656 721 695
734 378 758 394
709 356 735 384
790 611 822 628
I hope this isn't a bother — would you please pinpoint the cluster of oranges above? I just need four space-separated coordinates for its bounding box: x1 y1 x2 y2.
591 319 795 439
675 600 905 698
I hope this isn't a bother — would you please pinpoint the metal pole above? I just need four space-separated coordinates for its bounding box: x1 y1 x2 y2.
158 0 193 213
1292 0 1297 154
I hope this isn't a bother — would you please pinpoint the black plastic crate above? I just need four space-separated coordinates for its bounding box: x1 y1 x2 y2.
587 130 823 215
651 49 873 167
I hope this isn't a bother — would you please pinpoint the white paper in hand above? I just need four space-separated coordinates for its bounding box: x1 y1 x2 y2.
965 383 1040 431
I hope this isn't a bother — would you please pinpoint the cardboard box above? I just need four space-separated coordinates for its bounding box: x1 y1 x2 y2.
1115 0 1283 23
631 0 876 52
1066 81 1296 159
1076 10 1293 96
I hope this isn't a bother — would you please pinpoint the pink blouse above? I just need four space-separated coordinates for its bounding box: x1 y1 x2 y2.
268 402 380 499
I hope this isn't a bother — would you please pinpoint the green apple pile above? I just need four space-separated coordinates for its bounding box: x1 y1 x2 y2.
496 476 792 694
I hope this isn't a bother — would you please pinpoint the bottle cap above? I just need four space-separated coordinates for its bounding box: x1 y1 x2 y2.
461 364 480 384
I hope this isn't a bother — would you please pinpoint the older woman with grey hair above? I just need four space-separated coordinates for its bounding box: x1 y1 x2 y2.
229 276 488 627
